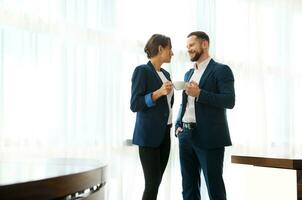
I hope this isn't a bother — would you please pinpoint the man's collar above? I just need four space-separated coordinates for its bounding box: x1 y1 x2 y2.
194 57 211 70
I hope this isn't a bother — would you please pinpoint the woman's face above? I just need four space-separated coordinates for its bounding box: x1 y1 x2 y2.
161 45 174 63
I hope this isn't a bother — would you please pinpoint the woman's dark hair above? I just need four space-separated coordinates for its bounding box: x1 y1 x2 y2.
187 31 210 44
144 34 171 59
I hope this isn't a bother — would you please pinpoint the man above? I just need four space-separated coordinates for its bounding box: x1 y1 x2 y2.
175 31 235 200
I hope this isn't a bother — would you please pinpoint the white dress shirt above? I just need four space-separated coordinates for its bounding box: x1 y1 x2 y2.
182 57 211 123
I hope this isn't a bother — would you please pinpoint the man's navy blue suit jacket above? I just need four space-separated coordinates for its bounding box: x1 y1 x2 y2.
131 61 174 147
175 59 235 149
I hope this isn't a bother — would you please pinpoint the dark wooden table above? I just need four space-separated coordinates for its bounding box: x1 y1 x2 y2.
232 155 302 200
0 158 107 200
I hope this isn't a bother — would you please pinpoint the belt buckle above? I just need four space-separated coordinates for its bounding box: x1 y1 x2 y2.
184 123 195 130
183 123 188 129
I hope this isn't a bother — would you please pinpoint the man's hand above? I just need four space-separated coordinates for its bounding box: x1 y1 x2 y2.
175 127 183 136
185 81 201 97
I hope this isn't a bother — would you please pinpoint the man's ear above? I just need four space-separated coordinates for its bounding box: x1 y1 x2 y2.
158 45 163 53
202 41 209 49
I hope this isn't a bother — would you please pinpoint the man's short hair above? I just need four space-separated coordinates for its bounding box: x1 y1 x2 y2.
187 31 210 44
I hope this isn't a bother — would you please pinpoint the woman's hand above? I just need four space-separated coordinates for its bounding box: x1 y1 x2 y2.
160 81 173 95
152 81 173 101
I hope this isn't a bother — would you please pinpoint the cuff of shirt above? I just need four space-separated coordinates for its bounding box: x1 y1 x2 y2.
144 93 156 107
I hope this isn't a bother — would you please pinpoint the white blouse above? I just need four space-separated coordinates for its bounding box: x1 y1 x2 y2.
157 71 173 125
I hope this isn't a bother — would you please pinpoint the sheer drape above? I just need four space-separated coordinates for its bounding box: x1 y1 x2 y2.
0 0 196 199
194 1 302 198
211 0 302 157
0 0 117 159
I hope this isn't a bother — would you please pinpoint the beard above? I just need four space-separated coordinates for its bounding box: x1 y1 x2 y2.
190 49 203 62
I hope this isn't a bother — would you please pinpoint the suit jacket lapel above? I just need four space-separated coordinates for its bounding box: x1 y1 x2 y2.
199 59 215 87
186 69 194 82
161 69 171 81
182 68 194 102
147 61 163 85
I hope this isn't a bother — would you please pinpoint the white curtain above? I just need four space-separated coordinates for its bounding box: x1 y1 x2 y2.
1 0 302 200
210 1 302 199
0 0 197 199
0 0 119 159
211 0 302 157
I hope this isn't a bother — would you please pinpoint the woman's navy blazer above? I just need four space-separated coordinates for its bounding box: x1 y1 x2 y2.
130 61 174 147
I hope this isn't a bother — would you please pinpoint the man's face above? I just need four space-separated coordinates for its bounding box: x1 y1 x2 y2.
186 36 204 62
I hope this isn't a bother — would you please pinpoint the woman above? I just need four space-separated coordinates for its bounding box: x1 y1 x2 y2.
130 34 174 200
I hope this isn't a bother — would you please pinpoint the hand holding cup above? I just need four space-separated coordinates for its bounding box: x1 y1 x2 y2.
160 81 173 95
185 81 201 97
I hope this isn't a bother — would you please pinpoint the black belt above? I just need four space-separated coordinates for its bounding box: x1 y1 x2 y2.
183 122 196 129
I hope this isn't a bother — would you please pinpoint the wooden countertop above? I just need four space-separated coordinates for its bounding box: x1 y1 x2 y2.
0 158 107 200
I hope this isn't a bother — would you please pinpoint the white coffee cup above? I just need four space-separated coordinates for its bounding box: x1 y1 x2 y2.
173 81 186 90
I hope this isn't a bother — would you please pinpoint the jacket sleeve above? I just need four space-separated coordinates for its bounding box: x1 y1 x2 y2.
196 65 235 109
130 67 156 112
